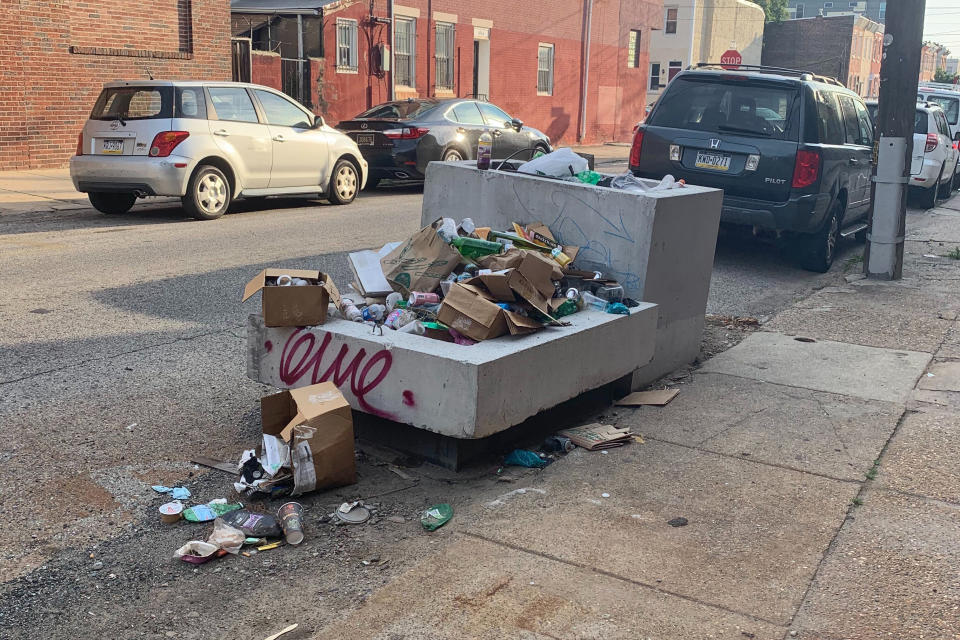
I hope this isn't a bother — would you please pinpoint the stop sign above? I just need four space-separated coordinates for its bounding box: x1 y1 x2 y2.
720 49 742 69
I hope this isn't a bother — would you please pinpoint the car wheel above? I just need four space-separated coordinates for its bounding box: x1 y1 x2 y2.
799 200 842 273
921 165 943 209
88 192 136 215
936 164 952 199
328 159 359 205
533 143 550 159
182 165 231 220
443 148 464 162
363 175 381 191
952 164 960 191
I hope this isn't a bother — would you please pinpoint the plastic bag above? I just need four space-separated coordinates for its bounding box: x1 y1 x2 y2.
516 148 589 178
207 519 245 555
420 503 454 531
219 509 283 538
503 449 549 468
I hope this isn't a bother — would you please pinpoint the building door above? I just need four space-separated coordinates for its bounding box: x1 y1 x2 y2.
473 26 490 100
231 38 252 83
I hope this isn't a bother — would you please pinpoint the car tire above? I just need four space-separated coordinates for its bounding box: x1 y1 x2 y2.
88 192 136 215
442 148 464 162
936 164 952 199
363 175 381 191
328 159 359 205
182 165 231 220
533 143 550 158
921 165 943 209
799 200 843 273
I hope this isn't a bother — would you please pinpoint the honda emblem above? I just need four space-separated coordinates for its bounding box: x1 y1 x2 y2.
710 138 721 149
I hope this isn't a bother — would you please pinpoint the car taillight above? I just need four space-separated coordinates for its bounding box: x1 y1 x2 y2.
149 131 189 157
925 133 938 153
383 127 429 140
629 128 645 166
76 132 84 156
792 149 821 189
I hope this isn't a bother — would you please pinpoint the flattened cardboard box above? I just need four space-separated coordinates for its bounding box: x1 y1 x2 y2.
437 283 507 341
260 381 355 495
380 220 461 294
465 273 515 302
243 269 340 328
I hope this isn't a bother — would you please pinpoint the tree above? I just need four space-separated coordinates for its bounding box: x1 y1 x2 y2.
752 0 788 23
933 67 958 84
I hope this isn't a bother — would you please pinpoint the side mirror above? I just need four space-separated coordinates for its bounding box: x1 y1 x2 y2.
312 115 325 129
510 118 523 131
954 131 960 142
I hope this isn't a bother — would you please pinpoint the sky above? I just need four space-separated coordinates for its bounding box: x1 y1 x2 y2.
923 0 960 57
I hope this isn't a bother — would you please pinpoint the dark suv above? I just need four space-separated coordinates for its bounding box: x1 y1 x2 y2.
630 65 875 272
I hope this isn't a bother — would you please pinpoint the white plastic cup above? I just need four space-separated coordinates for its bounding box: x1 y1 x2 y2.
397 320 425 335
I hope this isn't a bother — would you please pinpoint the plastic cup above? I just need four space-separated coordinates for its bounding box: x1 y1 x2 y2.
159 501 183 524
277 502 305 545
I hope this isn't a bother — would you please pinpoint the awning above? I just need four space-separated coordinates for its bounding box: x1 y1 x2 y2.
230 0 336 14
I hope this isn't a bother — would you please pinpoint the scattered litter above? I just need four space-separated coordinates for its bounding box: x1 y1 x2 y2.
220 509 283 538
159 502 183 524
926 373 935 377
543 435 575 453
794 336 817 343
503 449 549 468
601 493 610 498
174 541 221 565
334 501 371 525
263 623 299 640
386 465 413 480
667 517 689 528
615 389 679 407
256 541 283 552
207 519 245 555
558 423 634 450
191 456 236 475
152 486 190 500
182 500 243 523
277 502 304 545
600 450 609 455
126 423 137 431
420 503 454 531
484 487 547 509
923 254 938 258
361 555 381 566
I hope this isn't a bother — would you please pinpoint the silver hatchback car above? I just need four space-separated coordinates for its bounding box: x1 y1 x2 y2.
70 81 368 219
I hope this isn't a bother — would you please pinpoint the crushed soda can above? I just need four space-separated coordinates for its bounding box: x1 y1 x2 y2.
543 435 575 453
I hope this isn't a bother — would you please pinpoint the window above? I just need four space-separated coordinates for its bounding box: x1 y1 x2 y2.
650 63 661 90
627 30 641 68
879 2 886 20
647 77 800 140
926 96 959 125
796 3 804 18
395 17 416 87
254 90 312 128
537 43 554 95
823 2 833 8
451 102 485 125
208 87 259 123
358 100 436 119
91 87 172 120
914 110 927 135
937 111 951 137
176 87 206 119
435 22 455 91
853 99 874 145
838 94 863 144
668 60 683 82
337 18 358 72
478 102 512 127
664 7 677 34
816 92 844 144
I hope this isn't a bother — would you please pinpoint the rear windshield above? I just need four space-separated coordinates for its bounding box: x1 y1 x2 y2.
649 76 799 140
91 86 173 120
915 110 927 135
924 95 959 125
355 100 437 120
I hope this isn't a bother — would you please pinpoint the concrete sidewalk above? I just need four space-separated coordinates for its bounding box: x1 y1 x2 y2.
310 198 960 638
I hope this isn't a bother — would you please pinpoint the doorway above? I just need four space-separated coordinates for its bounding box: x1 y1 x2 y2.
472 27 490 100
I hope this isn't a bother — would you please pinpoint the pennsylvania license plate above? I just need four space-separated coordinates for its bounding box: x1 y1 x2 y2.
356 133 375 145
101 139 124 154
695 151 731 171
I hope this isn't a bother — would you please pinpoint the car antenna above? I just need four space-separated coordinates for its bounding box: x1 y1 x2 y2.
145 68 155 81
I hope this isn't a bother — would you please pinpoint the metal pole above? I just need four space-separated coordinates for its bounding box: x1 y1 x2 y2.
864 0 926 280
297 13 305 104
389 0 395 101
579 0 594 142
688 0 697 67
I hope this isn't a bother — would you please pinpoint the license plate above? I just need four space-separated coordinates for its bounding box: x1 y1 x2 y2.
356 134 375 146
695 151 731 171
101 139 124 154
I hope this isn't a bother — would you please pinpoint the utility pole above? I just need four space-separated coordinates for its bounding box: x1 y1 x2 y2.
864 0 926 280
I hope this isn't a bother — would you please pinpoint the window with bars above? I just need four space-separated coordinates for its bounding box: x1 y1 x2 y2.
336 18 358 72
394 17 416 87
537 43 554 95
627 30 641 68
435 22 455 91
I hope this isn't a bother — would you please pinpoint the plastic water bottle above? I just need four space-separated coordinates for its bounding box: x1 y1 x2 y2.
385 291 403 311
436 217 458 243
361 304 386 322
580 291 607 311
477 130 493 170
344 304 363 322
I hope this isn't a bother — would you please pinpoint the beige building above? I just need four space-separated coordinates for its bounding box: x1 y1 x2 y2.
647 0 765 102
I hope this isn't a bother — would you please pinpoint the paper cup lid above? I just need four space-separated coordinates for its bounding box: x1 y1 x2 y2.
335 505 371 524
159 502 184 516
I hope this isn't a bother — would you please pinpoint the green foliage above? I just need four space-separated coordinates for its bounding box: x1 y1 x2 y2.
944 247 960 260
752 0 788 23
934 68 959 84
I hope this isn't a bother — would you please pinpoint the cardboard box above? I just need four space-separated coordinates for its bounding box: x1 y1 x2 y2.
243 269 340 328
260 382 355 495
465 272 516 302
380 220 461 294
518 251 561 297
437 283 508 341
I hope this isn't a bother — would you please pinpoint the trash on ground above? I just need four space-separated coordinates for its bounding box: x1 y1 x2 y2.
152 485 190 500
615 389 680 407
667 517 689 528
191 456 237 475
543 435 575 453
159 501 184 524
334 501 372 524
174 541 221 565
278 502 305 545
263 623 299 640
503 449 549 468
558 423 634 450
207 518 245 554
349 242 403 297
256 541 283 552
242 269 340 328
182 499 243 523
219 509 283 538
420 503 454 531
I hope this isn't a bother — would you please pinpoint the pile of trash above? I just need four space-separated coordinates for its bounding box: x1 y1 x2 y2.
322 217 638 344
513 147 685 193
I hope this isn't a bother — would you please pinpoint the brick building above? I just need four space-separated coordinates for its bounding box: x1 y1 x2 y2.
232 0 661 145
0 1 232 170
761 14 883 98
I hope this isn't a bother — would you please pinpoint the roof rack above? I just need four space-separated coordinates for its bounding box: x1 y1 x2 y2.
692 63 846 87
919 81 960 91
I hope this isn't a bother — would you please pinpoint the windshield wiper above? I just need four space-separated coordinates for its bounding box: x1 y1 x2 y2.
717 124 770 137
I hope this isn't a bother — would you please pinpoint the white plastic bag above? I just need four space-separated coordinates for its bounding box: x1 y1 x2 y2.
207 518 245 554
516 148 589 178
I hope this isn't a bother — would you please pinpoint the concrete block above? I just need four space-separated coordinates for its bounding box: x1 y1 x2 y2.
421 162 722 386
246 302 657 439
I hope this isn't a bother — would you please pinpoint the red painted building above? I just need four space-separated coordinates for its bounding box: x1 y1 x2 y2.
232 0 661 145
0 0 232 170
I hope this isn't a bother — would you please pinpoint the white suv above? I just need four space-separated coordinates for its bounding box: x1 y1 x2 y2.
70 81 368 220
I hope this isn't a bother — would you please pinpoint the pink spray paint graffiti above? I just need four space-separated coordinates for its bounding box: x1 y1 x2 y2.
279 328 397 419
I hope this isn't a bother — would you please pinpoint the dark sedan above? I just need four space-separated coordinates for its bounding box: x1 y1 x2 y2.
337 98 551 189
